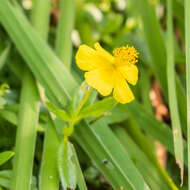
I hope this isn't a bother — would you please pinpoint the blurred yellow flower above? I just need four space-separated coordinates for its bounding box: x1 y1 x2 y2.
76 43 139 104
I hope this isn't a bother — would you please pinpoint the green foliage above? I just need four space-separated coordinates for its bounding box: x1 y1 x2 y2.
0 151 14 166
58 141 77 190
0 0 188 189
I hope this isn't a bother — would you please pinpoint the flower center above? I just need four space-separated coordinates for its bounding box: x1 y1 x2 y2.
113 45 139 66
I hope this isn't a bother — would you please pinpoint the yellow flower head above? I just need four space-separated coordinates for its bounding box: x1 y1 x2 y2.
76 43 139 104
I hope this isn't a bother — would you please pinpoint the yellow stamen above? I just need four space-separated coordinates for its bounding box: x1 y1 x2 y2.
113 45 139 65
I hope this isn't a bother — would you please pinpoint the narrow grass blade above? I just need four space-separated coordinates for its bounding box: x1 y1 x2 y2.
125 101 187 165
39 118 60 190
122 119 178 189
167 0 184 184
131 0 187 135
74 120 151 190
30 0 51 40
11 68 40 190
71 144 88 190
113 126 178 190
185 0 190 188
55 0 75 69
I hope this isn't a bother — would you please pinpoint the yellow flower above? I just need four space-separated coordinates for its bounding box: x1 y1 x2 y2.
76 43 139 104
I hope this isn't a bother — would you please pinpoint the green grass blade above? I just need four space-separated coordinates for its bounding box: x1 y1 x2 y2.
71 144 88 190
10 68 40 190
122 119 178 189
39 117 60 190
131 0 167 93
167 0 184 183
55 0 75 69
74 120 151 190
0 170 11 189
125 101 187 166
30 0 61 189
185 0 190 188
0 44 10 70
30 0 51 40
0 0 78 106
131 0 187 135
113 126 178 190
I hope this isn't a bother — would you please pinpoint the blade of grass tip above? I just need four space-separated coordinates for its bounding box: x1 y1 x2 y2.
185 0 190 189
55 0 75 69
10 68 40 190
167 0 184 185
39 117 60 190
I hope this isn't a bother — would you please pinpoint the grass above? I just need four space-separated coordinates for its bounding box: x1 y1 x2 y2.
0 0 189 189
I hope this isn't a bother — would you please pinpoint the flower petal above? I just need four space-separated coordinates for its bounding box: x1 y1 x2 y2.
94 42 115 64
76 45 97 71
113 74 134 104
118 64 138 85
76 43 114 71
85 69 115 96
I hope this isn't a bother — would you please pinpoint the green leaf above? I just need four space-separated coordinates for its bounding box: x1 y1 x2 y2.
55 0 75 69
0 0 78 107
100 13 123 35
0 170 12 189
0 97 6 109
39 117 60 190
58 140 77 190
70 144 88 190
74 120 151 190
131 0 187 135
0 151 14 166
0 109 18 125
0 44 10 70
167 0 184 184
113 127 178 190
125 101 188 165
78 97 117 119
185 0 190 188
45 101 70 121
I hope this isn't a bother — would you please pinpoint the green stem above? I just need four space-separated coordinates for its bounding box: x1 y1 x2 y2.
55 0 75 69
74 86 92 117
185 0 190 188
11 68 40 190
167 0 184 184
